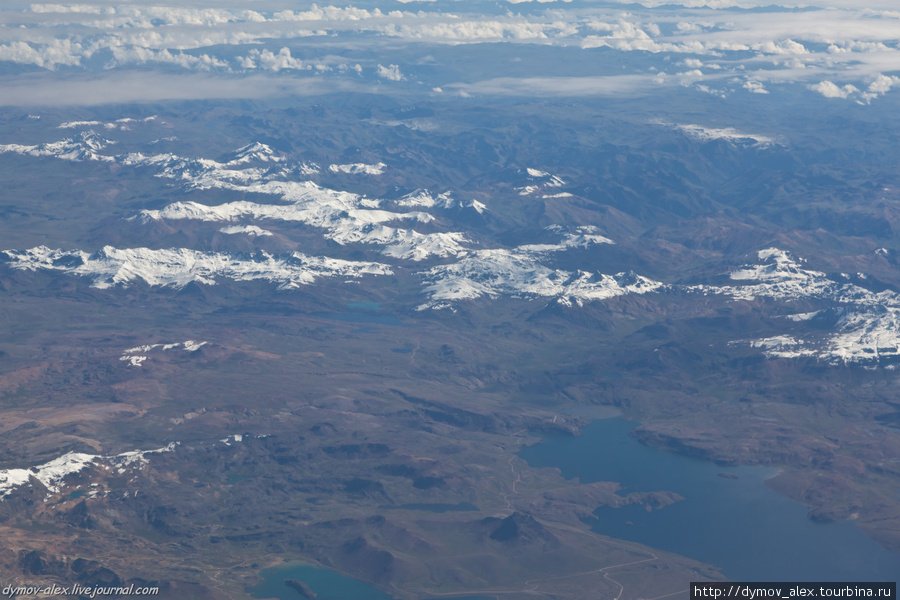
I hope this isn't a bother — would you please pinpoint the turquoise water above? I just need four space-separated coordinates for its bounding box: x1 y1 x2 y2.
519 417 900 582
248 563 397 600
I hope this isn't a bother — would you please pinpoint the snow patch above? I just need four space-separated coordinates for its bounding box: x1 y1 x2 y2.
660 122 779 147
706 249 900 365
328 162 386 175
418 245 660 309
119 340 207 367
0 132 115 162
784 311 820 322
226 142 284 165
3 246 393 291
219 224 273 237
58 116 157 130
0 452 97 499
518 168 566 195
0 442 180 501
115 442 178 468
393 189 486 213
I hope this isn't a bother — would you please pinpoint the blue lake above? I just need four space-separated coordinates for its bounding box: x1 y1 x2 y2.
312 311 406 327
519 417 900 582
311 301 407 327
248 563 397 600
248 563 497 600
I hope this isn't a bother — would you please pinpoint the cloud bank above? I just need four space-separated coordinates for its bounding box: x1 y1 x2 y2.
0 1 897 103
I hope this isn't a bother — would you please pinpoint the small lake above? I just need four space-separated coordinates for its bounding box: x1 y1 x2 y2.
312 302 407 327
248 562 496 600
248 562 397 600
519 417 900 581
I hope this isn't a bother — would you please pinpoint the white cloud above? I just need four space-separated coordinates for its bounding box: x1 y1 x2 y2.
867 73 900 94
376 63 403 81
827 41 892 53
242 48 307 72
809 80 860 99
807 74 900 104
742 79 768 94
447 74 663 97
0 1 898 104
271 6 391 23
30 4 104 14
83 7 267 29
676 21 712 33
0 40 84 69
108 46 229 70
0 72 370 106
860 73 900 102
752 39 809 55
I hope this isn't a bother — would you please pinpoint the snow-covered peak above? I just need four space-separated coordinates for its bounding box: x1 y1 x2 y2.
443 197 487 214
417 247 662 309
119 340 208 367
395 189 453 208
731 248 818 283
0 452 98 499
226 142 284 165
396 190 486 214
0 442 179 501
367 229 468 261
527 168 564 186
219 224 273 237
135 176 464 260
0 131 115 163
518 168 565 196
115 442 178 468
517 226 614 254
58 116 157 131
704 248 900 366
328 162 386 175
2 136 467 261
659 122 780 147
1 246 393 290
556 225 614 248
711 248 840 303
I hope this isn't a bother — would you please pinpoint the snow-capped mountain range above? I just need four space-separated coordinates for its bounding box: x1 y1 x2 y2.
650 120 782 148
518 167 569 198
120 340 208 367
0 442 177 501
706 249 900 365
2 246 393 290
2 130 899 367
